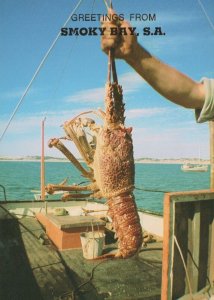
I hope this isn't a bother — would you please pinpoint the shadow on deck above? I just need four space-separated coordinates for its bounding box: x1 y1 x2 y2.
0 216 162 300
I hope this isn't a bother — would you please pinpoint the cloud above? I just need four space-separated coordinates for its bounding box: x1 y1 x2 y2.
65 87 105 103
130 10 209 56
119 72 145 93
0 90 23 100
131 11 200 28
156 12 200 25
0 105 166 142
0 116 40 135
64 71 145 104
0 108 103 136
0 107 163 137
132 124 209 159
0 88 37 101
126 107 166 119
0 113 209 159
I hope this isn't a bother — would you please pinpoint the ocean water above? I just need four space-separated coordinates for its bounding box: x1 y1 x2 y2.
0 161 210 213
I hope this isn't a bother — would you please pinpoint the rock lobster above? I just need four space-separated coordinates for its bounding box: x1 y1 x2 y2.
46 50 143 258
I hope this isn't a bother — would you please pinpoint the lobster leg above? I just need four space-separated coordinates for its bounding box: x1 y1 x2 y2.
63 119 96 165
46 182 100 202
62 192 94 201
46 182 99 194
48 138 93 179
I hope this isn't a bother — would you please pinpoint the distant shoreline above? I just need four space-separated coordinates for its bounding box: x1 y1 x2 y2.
0 156 210 165
135 159 210 165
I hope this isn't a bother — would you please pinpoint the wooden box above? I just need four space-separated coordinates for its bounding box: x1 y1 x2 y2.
36 212 106 250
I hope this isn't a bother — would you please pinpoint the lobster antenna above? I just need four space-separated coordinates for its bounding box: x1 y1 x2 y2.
106 1 118 84
103 0 109 10
107 49 118 84
107 50 112 83
111 49 118 83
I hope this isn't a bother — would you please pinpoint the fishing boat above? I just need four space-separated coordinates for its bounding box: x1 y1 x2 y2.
31 189 64 200
181 163 208 172
1 189 214 299
0 197 163 300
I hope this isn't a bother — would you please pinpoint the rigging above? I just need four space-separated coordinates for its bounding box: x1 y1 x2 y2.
197 0 214 34
0 0 84 143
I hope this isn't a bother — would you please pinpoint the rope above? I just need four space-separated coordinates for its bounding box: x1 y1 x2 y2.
46 36 79 115
197 0 214 34
103 0 110 10
135 187 170 193
0 0 84 143
59 259 111 300
49 0 104 122
174 235 193 299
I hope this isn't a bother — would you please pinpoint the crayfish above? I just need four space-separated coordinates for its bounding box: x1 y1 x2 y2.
46 50 143 258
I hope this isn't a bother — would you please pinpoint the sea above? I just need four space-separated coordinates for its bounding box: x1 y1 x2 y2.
0 161 210 214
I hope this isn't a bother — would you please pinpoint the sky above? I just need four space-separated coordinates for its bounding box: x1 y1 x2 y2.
0 0 214 159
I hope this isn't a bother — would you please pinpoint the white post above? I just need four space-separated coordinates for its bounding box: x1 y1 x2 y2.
41 117 46 200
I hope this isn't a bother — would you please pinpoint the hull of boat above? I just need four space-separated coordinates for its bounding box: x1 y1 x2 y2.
181 165 208 172
0 199 163 238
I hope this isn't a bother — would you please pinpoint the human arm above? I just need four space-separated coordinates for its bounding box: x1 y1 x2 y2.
125 44 205 109
101 10 205 110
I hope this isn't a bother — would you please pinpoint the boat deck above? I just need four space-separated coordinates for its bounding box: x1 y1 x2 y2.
0 215 162 300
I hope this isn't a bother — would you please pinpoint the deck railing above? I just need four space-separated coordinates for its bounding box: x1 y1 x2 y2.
0 184 7 201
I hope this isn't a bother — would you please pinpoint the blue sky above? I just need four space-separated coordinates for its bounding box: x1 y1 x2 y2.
0 0 214 159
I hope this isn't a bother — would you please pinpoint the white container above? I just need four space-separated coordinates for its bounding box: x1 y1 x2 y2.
80 232 105 259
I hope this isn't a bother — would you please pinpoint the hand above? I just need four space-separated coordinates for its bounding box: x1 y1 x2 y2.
101 8 138 60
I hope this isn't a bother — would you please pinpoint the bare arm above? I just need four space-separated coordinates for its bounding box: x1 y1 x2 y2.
101 11 205 109
126 43 205 109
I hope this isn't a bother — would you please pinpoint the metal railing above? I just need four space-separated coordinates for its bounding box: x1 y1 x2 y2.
0 185 7 201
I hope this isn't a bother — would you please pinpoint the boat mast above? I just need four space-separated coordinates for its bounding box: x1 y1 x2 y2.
41 117 46 200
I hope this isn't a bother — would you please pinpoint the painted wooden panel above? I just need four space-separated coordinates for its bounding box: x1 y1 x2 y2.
161 190 214 299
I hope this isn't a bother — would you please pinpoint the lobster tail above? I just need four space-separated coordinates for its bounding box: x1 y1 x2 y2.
107 193 143 258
